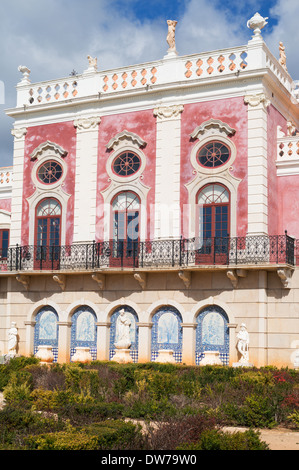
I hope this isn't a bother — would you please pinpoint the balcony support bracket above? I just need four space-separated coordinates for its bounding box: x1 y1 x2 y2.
91 273 105 290
178 270 191 288
53 274 66 291
277 268 293 288
134 273 147 289
16 274 30 291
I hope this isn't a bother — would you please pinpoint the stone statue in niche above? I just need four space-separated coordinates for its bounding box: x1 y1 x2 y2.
166 20 177 52
7 322 18 357
114 309 132 350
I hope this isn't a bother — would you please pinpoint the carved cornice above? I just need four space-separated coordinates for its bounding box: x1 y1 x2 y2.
190 118 236 140
244 93 270 109
11 128 27 139
74 116 101 130
153 104 184 120
106 130 147 150
30 141 68 161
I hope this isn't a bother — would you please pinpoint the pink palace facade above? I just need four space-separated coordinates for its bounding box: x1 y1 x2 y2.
1 13 299 367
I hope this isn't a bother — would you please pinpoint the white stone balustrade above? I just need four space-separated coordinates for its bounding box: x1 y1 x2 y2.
13 37 296 109
277 134 299 176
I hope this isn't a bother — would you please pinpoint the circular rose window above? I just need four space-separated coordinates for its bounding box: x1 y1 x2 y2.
197 141 230 168
37 160 63 184
112 151 141 177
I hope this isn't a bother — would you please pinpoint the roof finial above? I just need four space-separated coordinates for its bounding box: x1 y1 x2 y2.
18 65 31 85
247 12 268 41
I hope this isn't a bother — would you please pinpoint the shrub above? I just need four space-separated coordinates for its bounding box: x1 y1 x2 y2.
2 373 32 407
240 394 277 428
124 397 177 420
178 428 269 450
57 402 125 425
287 411 299 429
25 419 144 450
144 413 217 450
0 407 64 449
64 364 100 398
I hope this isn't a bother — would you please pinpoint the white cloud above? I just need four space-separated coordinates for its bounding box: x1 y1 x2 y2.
0 0 298 167
264 0 299 78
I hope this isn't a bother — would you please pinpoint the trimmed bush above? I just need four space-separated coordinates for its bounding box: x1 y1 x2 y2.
178 428 269 450
25 419 144 450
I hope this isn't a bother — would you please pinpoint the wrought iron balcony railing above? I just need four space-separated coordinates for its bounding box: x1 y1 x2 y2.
2 233 295 272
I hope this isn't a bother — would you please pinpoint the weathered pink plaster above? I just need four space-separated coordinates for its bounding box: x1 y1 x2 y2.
267 104 288 236
22 122 76 246
180 97 248 237
0 198 11 212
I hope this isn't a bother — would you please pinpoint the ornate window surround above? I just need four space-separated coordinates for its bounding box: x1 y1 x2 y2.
190 119 237 175
105 130 147 183
30 141 68 190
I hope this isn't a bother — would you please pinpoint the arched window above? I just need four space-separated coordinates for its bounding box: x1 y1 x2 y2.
196 184 230 264
35 198 61 269
110 191 140 267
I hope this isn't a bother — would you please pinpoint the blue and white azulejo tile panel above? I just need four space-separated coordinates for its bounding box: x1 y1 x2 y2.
70 306 97 361
34 306 59 362
195 305 229 365
151 306 183 363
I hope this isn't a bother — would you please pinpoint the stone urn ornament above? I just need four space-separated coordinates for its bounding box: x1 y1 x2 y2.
247 12 268 39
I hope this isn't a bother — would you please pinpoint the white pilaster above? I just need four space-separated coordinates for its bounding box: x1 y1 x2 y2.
73 116 101 242
245 93 270 235
153 104 183 239
10 127 27 246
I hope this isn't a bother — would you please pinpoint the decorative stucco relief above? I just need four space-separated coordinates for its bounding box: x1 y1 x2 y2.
74 116 101 131
153 104 184 121
244 93 270 109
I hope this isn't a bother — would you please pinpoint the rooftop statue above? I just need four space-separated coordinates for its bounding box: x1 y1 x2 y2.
166 20 178 52
279 42 287 71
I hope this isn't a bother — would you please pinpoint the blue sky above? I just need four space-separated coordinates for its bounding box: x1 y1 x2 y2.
0 0 298 166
